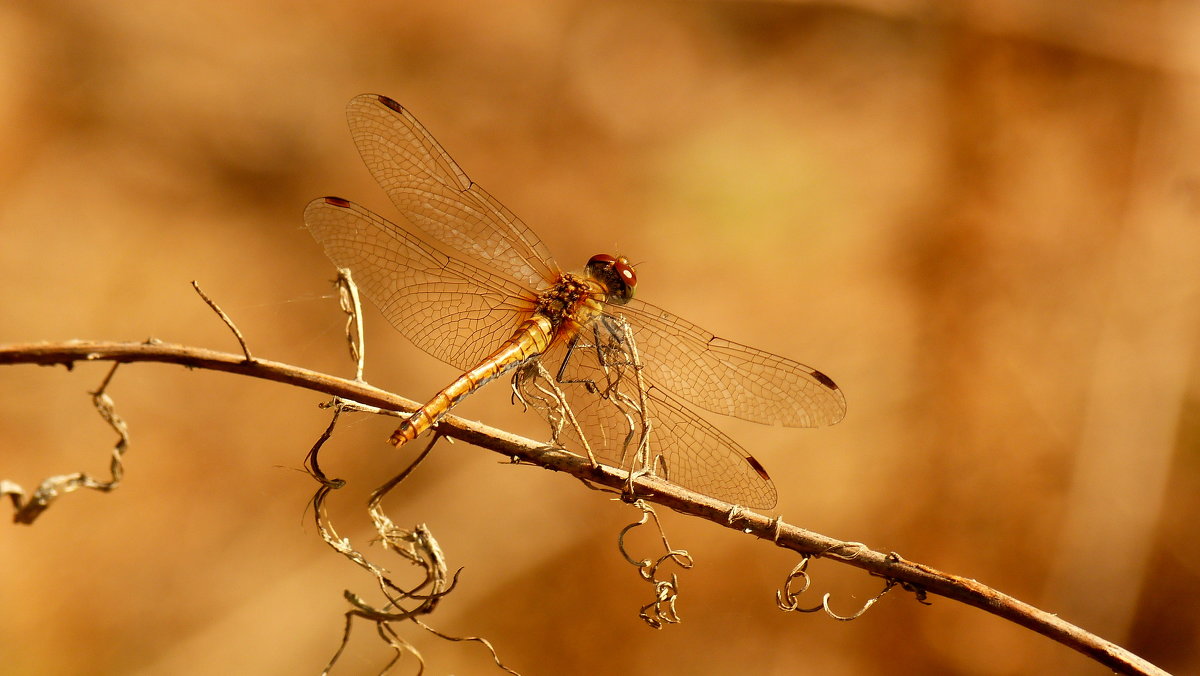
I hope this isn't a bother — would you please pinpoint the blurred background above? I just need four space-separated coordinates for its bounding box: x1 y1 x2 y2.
2 1 1198 674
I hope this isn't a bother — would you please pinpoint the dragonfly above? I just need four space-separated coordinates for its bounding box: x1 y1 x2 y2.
305 94 846 509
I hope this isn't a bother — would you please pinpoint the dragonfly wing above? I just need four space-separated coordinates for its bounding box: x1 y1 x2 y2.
346 94 560 289
521 326 778 508
305 196 537 372
613 299 847 427
642 387 778 509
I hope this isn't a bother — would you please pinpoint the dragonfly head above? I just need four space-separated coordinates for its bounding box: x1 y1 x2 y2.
586 254 637 304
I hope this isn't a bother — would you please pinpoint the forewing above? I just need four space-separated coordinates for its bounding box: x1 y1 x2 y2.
614 299 847 427
347 94 560 288
305 196 536 371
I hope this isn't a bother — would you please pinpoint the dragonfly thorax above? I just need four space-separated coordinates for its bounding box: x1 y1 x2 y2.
533 273 600 327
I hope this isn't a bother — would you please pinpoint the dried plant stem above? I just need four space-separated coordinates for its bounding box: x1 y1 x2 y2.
0 339 1167 676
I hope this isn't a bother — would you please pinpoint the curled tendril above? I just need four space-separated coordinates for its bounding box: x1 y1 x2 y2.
776 556 822 613
5 362 131 525
822 577 899 621
618 501 694 578
307 403 519 675
640 574 683 628
618 500 693 628
778 552 907 621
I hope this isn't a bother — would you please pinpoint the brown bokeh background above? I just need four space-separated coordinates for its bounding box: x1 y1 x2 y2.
3 2 1199 674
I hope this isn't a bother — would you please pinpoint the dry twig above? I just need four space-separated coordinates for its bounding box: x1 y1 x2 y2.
0 339 1169 676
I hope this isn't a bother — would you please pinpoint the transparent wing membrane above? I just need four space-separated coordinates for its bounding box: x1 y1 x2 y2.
347 94 560 288
306 94 845 508
618 299 846 427
305 197 536 371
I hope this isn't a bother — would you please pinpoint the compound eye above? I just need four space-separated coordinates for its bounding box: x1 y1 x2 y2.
586 253 636 303
614 257 637 288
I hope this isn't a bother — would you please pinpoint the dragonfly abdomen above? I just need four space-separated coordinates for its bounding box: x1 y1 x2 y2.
388 315 557 446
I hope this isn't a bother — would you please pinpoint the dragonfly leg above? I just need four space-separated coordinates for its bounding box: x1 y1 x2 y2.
604 317 657 479
512 363 568 441
514 361 599 467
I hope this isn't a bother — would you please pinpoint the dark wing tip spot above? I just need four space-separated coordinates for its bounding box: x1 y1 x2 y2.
810 368 839 390
375 95 405 114
745 455 771 482
323 196 352 208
